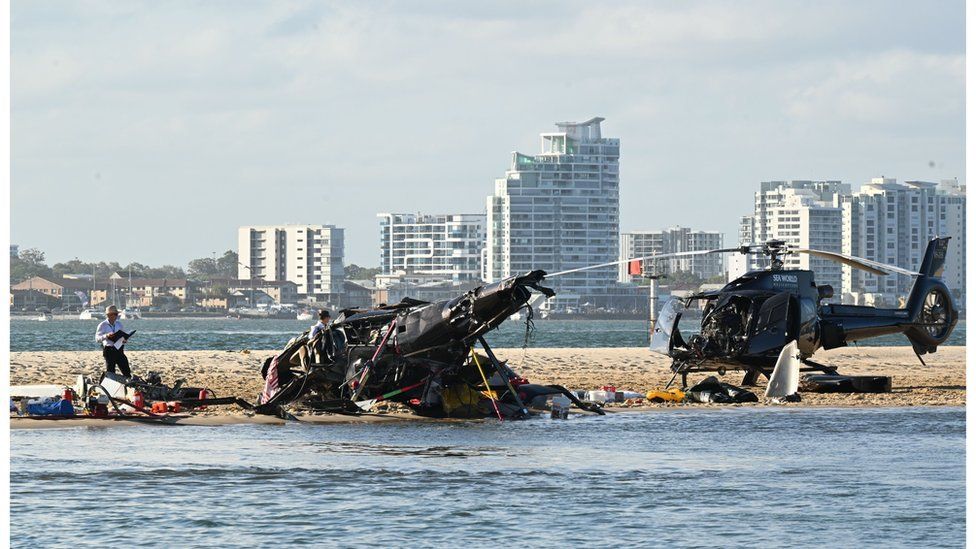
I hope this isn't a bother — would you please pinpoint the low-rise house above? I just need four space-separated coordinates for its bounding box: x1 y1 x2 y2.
343 280 374 309
208 278 299 305
10 289 61 309
10 276 102 308
92 278 192 308
229 289 275 309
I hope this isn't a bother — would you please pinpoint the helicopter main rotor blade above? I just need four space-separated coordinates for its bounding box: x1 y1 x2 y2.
546 249 720 278
793 248 920 277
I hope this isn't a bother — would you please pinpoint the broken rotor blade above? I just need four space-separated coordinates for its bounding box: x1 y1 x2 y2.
793 249 920 277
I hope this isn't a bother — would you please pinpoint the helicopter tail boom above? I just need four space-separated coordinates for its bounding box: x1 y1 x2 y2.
821 238 957 353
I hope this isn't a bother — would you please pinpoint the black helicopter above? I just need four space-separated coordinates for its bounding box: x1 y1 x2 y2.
644 237 958 388
255 270 605 419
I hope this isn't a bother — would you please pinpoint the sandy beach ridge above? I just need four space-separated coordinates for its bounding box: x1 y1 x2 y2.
9 346 965 425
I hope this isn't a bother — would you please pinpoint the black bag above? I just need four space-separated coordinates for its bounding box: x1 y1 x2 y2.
685 376 759 404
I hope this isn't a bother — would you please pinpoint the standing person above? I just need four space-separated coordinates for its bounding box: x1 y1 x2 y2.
95 305 131 377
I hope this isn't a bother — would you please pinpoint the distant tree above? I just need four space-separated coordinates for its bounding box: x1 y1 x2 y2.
10 248 53 283
143 265 187 279
187 258 218 281
215 250 238 278
51 259 88 277
124 262 151 278
187 250 238 281
345 264 380 280
705 274 727 284
663 270 705 291
19 248 46 265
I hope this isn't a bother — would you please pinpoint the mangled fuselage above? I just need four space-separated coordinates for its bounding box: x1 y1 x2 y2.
255 271 603 418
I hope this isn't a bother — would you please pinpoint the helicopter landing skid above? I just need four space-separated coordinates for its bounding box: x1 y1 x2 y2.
666 358 840 390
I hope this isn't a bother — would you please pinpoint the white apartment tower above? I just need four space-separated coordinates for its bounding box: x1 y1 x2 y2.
237 224 344 300
841 177 966 306
738 181 847 296
486 118 620 308
618 227 724 282
742 180 850 245
377 213 486 282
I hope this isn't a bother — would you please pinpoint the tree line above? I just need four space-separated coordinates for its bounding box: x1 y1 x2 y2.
10 248 382 286
10 249 240 284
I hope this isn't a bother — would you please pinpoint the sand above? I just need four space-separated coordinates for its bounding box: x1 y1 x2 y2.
9 346 965 416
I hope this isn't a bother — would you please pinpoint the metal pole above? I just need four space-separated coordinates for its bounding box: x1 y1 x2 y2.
643 265 665 344
649 276 658 325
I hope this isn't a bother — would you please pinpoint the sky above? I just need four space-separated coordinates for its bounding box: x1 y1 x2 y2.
11 0 966 267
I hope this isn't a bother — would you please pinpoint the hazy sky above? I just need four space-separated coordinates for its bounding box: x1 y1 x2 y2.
11 0 965 267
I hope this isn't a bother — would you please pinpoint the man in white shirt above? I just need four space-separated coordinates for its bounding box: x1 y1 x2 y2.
309 309 331 341
308 310 345 363
95 305 131 377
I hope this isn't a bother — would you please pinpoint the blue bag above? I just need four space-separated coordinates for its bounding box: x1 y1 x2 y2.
27 399 75 417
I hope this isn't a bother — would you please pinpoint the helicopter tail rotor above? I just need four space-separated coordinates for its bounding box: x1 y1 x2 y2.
903 238 957 353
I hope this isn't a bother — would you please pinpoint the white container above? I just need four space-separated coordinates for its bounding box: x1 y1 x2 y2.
550 395 571 419
585 390 615 403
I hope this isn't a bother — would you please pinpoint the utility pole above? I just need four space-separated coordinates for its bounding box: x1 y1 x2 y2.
643 264 666 342
210 251 216 307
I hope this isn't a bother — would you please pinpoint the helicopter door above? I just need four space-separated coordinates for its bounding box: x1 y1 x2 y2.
747 291 797 355
650 298 686 356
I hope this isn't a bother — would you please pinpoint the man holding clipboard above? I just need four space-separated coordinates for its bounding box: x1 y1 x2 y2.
95 305 135 377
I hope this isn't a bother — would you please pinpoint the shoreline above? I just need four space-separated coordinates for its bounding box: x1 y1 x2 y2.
9 346 966 429
10 403 965 431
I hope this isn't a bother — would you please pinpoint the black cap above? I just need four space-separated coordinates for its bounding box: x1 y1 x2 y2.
319 309 331 320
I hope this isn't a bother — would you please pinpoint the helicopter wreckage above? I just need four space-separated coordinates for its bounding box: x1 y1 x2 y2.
253 237 958 417
255 270 604 419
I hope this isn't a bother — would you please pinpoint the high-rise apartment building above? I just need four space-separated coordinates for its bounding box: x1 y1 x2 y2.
237 224 344 301
738 177 966 306
486 117 619 309
738 181 848 296
742 180 850 245
377 213 485 283
841 177 966 305
618 227 724 282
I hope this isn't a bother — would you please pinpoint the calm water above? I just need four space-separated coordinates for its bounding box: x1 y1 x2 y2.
10 407 964 547
9 317 966 352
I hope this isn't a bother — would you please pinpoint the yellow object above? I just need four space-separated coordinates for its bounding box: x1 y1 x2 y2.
646 388 685 403
471 349 503 420
441 384 484 416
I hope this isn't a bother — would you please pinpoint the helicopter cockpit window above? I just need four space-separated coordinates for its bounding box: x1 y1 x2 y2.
650 298 685 355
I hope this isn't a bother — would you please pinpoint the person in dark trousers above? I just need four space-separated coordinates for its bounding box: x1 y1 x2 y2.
95 305 131 377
